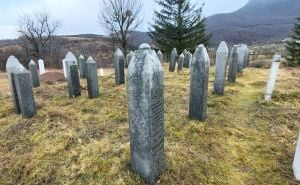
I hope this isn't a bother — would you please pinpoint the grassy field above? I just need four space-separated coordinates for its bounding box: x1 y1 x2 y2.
0 64 300 185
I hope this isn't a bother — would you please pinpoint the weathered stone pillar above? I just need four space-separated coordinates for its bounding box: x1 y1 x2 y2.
28 60 40 88
127 43 165 184
264 52 281 101
214 41 229 95
237 45 245 73
114 48 125 85
189 45 210 121
157 50 164 63
126 51 134 68
38 59 46 75
228 45 238 83
177 53 184 72
183 50 191 68
86 57 99 98
169 48 177 72
65 52 78 80
79 55 87 79
14 68 36 118
68 64 81 98
6 56 24 113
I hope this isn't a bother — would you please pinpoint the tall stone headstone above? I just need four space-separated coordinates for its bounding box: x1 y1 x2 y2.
293 133 300 181
157 50 164 63
228 45 239 83
14 67 36 118
28 60 40 88
62 59 67 78
243 45 250 68
237 45 246 73
177 53 184 72
38 59 46 75
86 57 99 98
214 41 229 95
169 48 178 72
264 52 281 101
6 56 24 113
183 50 191 68
65 52 78 80
79 55 87 79
68 64 81 98
126 51 134 68
127 43 165 184
189 45 210 121
114 48 125 85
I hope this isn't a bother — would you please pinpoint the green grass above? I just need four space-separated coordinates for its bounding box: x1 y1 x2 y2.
0 64 300 184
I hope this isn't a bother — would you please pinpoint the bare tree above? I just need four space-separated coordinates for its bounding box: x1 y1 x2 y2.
98 0 143 54
17 12 60 60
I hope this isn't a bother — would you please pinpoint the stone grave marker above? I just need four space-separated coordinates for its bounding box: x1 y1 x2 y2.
228 45 239 83
214 41 229 95
127 43 165 184
293 133 300 181
126 51 134 68
28 60 40 88
157 50 164 63
86 57 99 98
79 55 87 79
114 48 125 85
65 52 78 80
177 53 184 72
68 64 81 98
169 48 178 72
189 45 210 121
38 59 46 75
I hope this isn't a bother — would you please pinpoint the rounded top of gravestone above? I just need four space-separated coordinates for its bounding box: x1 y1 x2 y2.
38 59 44 62
6 55 19 68
183 49 188 54
65 52 77 62
158 50 162 54
29 60 36 65
217 41 228 53
86 56 96 63
115 48 124 56
274 53 281 62
139 43 151 50
179 53 184 58
79 55 84 59
196 45 210 62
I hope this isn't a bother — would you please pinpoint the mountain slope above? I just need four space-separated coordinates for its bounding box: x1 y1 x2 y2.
206 0 300 46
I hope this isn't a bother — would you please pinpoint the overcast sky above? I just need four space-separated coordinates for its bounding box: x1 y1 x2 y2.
0 0 249 39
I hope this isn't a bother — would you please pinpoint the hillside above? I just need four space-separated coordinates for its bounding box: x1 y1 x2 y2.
206 0 300 46
0 64 300 184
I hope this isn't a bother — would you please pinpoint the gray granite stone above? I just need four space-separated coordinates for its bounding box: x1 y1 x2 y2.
169 48 177 72
228 46 239 83
214 41 229 95
183 50 191 68
28 60 40 88
68 64 81 98
86 57 99 98
157 50 163 63
65 52 78 80
14 68 36 118
127 43 165 184
79 55 87 79
237 45 246 73
189 45 210 121
126 51 134 68
6 56 25 113
114 48 125 85
177 53 184 72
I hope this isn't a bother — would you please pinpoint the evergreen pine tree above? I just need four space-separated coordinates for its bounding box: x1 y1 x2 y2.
149 0 210 55
286 17 300 66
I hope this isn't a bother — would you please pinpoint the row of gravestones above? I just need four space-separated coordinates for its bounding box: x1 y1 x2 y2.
5 52 100 118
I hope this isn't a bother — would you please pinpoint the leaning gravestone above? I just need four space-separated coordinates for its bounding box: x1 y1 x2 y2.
237 45 245 73
28 60 40 88
189 45 210 121
169 48 178 72
14 67 37 118
264 52 281 101
68 64 81 98
157 50 164 63
65 52 78 80
114 48 125 85
214 41 229 95
86 57 99 98
38 59 46 75
6 56 25 113
127 43 165 184
125 51 134 68
228 45 239 83
293 133 300 181
177 53 184 72
79 55 87 79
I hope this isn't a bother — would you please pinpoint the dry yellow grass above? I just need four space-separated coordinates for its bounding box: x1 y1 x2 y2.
0 64 300 185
